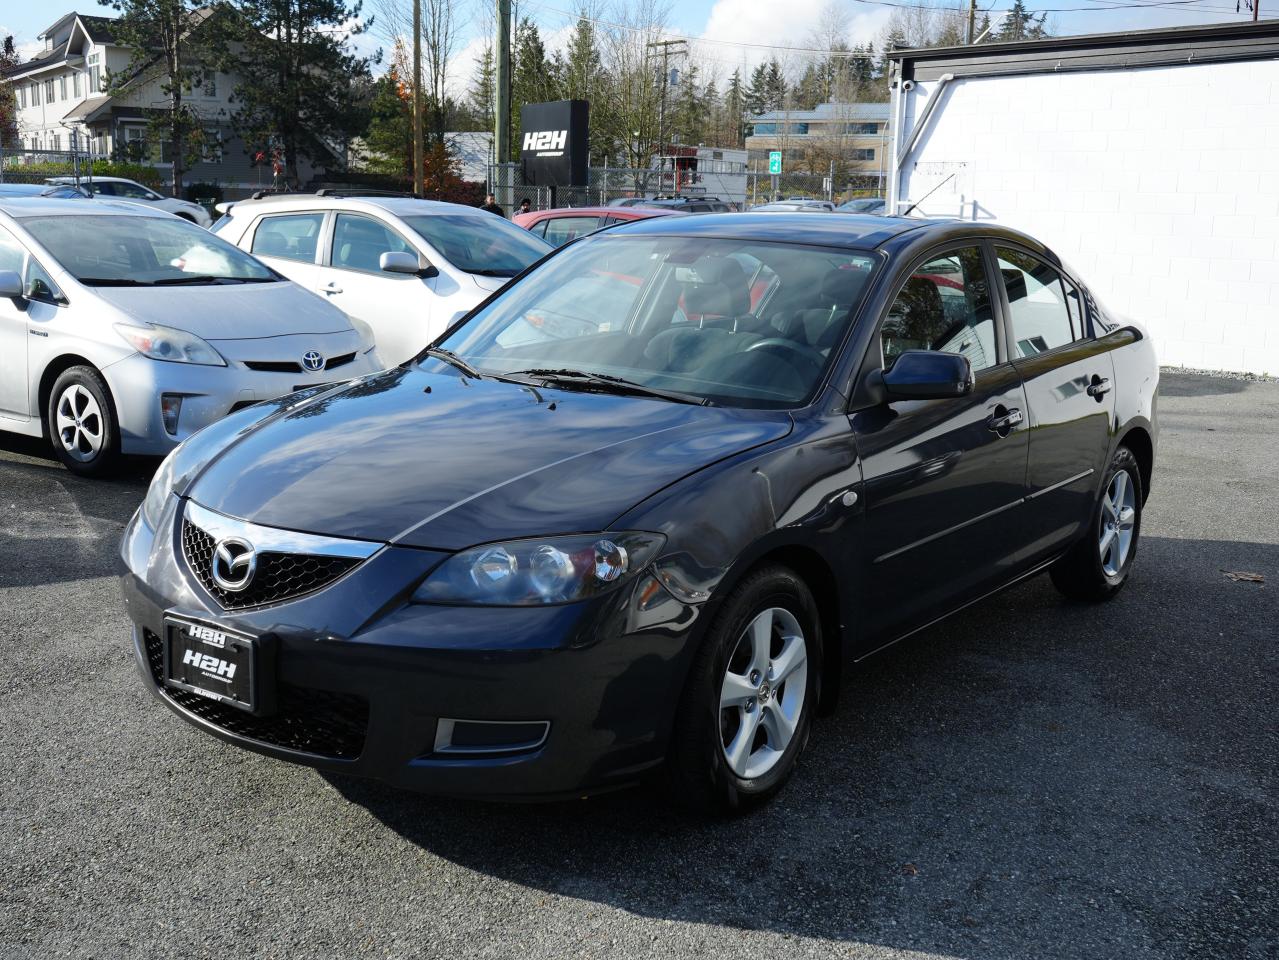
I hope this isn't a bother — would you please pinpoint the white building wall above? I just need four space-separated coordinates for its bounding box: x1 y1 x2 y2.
898 60 1279 376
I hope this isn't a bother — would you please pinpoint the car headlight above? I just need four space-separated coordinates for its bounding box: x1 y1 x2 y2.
115 322 226 366
412 532 665 606
140 448 178 530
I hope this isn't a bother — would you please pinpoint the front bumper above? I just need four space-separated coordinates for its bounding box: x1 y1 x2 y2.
105 339 380 456
119 498 703 799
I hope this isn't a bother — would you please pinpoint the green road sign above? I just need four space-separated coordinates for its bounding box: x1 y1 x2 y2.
768 151 782 175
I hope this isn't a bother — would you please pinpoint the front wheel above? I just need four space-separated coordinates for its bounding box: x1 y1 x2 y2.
46 366 120 478
1050 445 1143 601
668 565 821 814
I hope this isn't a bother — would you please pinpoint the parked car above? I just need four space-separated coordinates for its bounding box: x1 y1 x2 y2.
514 205 686 246
46 176 212 226
643 196 735 213
0 199 379 476
751 200 836 212
837 198 886 214
606 196 657 207
213 193 553 365
121 213 1157 812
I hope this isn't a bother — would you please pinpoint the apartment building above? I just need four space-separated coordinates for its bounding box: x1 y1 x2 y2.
744 102 892 185
4 11 331 193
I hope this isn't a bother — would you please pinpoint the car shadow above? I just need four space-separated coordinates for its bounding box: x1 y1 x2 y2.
0 434 155 589
326 534 1276 958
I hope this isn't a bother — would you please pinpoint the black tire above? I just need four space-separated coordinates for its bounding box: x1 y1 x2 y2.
668 565 822 815
1050 446 1143 601
45 366 121 478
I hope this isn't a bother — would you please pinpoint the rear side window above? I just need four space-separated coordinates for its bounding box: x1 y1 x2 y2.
251 212 324 263
996 247 1078 356
882 246 998 372
542 216 601 247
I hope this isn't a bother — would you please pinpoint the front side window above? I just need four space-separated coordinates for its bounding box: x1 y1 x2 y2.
541 216 600 247
439 236 877 409
881 245 997 372
400 213 550 278
111 181 160 200
996 247 1079 357
330 214 414 272
20 214 277 285
250 212 324 262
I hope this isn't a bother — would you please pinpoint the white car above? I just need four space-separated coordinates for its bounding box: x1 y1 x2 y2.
46 176 213 227
212 193 553 365
0 199 379 476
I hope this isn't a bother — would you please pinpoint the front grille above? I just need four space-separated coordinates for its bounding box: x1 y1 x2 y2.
182 519 359 610
143 629 368 759
243 352 357 374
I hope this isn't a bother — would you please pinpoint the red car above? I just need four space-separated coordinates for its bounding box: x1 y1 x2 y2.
513 205 685 247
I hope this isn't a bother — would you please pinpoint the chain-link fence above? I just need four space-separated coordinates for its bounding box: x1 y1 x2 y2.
488 162 885 213
0 147 93 184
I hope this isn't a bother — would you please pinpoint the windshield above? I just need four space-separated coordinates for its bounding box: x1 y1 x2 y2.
20 214 277 285
400 213 551 277
437 236 877 409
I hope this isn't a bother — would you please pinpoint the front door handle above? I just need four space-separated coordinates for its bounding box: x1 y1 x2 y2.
986 406 1024 436
322 282 343 295
1087 375 1111 400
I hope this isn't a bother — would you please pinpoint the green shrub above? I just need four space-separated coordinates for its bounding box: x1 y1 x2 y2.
0 159 166 189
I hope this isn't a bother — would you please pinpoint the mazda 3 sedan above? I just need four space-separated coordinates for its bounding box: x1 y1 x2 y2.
120 214 1158 812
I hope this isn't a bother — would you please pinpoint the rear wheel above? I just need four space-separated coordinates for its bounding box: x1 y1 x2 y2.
46 366 120 478
669 565 821 814
1050 446 1142 601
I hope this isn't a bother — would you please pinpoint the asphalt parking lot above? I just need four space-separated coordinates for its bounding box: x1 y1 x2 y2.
1 370 1275 960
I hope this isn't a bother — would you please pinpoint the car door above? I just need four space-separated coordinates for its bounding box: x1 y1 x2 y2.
319 212 437 365
0 226 29 418
852 242 1031 640
995 245 1117 559
245 210 327 292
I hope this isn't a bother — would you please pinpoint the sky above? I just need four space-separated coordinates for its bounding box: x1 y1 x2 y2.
2 0 1262 99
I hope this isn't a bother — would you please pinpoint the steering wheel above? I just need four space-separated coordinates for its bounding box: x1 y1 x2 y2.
745 338 827 383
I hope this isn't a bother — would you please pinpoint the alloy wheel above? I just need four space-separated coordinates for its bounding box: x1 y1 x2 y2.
1099 469 1137 577
719 606 808 780
54 384 104 463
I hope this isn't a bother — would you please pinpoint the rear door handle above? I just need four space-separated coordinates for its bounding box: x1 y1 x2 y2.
986 406 1024 435
322 282 343 295
1087 375 1111 399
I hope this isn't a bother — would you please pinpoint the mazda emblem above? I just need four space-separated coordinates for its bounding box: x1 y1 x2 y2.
211 537 257 592
301 350 325 372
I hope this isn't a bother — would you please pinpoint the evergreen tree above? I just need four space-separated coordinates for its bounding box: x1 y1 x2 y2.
0 37 19 148
467 44 495 131
671 64 707 146
794 62 824 111
997 0 1048 40
745 62 769 116
764 58 787 109
105 0 222 196
723 69 745 146
363 69 411 176
225 0 375 187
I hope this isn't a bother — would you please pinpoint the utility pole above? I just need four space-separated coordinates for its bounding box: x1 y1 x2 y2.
646 39 686 193
412 0 423 195
495 0 511 168
967 0 977 44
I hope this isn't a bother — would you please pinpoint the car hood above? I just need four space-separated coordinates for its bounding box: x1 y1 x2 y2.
185 366 792 549
92 281 351 341
471 274 507 294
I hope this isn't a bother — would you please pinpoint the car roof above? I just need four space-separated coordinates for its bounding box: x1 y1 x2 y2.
47 175 137 184
521 206 683 219
227 193 494 218
0 198 170 218
600 212 945 249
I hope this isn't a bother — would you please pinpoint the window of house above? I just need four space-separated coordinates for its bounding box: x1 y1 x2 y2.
73 73 81 97
90 66 101 92
882 246 998 372
30 83 40 106
17 86 25 109
851 148 875 161
202 72 217 96
847 122 879 134
59 76 67 99
995 247 1080 356
45 79 55 102
200 129 223 163
50 133 60 151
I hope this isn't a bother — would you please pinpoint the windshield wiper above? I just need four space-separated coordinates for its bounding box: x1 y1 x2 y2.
77 277 153 286
508 368 709 406
467 268 518 278
154 275 277 285
422 347 486 379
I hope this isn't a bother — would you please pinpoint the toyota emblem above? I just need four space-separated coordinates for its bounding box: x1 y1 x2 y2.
211 537 257 592
301 351 325 372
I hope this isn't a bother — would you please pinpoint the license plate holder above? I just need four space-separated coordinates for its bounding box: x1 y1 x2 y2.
162 617 271 714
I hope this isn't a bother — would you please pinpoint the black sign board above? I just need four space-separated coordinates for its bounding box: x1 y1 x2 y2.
520 99 589 188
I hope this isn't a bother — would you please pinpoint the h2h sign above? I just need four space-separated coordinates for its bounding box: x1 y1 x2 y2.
768 151 782 175
520 100 590 188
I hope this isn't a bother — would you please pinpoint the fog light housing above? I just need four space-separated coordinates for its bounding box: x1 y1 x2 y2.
431 718 550 756
160 394 183 435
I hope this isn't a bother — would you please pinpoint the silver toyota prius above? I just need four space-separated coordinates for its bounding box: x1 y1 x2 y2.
0 199 381 476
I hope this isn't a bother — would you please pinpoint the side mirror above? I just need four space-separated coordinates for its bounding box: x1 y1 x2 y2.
0 270 24 300
380 251 425 275
881 350 974 401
